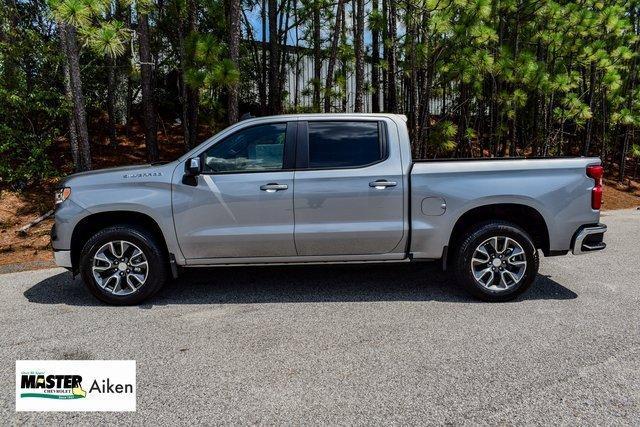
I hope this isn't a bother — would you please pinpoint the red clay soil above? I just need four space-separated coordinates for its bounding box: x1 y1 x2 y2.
601 178 640 210
0 118 201 268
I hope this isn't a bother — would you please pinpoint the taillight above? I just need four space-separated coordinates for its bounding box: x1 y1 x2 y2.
587 165 603 210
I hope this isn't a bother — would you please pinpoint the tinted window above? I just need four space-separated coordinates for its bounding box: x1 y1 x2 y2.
308 121 381 168
203 123 286 173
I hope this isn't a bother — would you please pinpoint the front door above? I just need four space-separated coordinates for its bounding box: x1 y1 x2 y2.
173 122 297 259
293 120 405 256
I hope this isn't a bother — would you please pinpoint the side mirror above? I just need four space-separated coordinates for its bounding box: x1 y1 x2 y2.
184 157 201 176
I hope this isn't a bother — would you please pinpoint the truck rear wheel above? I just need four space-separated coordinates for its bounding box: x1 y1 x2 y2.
79 226 168 305
451 221 539 302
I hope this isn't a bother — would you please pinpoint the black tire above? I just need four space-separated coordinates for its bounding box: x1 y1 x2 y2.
451 221 539 302
79 225 168 305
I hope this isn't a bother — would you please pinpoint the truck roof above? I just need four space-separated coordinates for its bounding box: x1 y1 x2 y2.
239 113 408 123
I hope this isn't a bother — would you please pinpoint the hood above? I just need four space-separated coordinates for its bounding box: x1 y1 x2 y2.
61 162 175 188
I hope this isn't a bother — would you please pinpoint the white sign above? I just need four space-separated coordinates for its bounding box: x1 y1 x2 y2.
15 360 136 412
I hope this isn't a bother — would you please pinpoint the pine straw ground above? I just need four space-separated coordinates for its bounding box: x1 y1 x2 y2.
1 120 639 268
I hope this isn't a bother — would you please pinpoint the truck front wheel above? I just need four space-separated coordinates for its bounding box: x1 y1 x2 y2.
452 221 539 302
79 226 168 305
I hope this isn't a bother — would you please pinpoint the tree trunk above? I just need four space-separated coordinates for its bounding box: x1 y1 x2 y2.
1 1 18 90
177 18 190 147
381 0 388 111
113 1 128 126
124 4 134 135
387 0 397 112
228 0 240 124
107 56 118 147
417 55 433 158
510 5 520 157
268 0 282 113
490 10 503 154
583 61 596 156
61 24 91 171
185 0 199 148
620 130 629 183
371 0 380 113
60 34 79 169
312 0 322 112
405 1 418 147
458 83 470 157
340 3 347 112
278 0 291 80
354 0 364 112
259 0 268 113
293 0 301 109
137 13 159 162
324 0 344 113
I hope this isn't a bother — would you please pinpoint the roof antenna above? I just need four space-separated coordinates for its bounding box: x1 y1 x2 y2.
240 112 254 121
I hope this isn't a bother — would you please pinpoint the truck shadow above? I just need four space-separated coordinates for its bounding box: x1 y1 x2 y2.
24 262 577 307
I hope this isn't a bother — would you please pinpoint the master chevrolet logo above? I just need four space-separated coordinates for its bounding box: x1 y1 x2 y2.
20 374 87 399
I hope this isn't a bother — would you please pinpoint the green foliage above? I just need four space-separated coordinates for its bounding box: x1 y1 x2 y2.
193 34 221 65
0 87 62 185
83 20 130 58
6 0 640 185
50 0 132 60
49 0 93 28
368 8 384 32
412 0 640 158
0 2 65 185
209 59 240 89
182 28 240 121
187 33 240 90
428 121 458 154
612 109 638 126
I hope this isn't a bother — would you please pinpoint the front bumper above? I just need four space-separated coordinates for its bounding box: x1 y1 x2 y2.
53 250 72 268
572 223 607 255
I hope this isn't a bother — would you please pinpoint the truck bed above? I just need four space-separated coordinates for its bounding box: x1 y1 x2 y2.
408 157 602 259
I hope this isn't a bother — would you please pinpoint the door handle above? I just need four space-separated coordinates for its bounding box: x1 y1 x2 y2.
369 180 397 189
260 183 288 192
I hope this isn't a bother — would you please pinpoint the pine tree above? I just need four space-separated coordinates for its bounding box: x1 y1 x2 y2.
137 5 159 162
227 0 240 123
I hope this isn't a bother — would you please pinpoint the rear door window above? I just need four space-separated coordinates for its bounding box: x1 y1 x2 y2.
307 121 382 168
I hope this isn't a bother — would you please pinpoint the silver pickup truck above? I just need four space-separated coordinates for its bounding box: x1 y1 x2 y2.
51 114 607 304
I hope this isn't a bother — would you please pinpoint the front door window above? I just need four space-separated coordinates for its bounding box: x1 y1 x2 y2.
203 123 287 173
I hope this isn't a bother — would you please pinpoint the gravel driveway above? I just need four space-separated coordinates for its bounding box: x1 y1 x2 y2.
1 209 639 424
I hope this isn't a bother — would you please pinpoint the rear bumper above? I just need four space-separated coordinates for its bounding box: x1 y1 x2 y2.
53 250 72 268
572 223 607 255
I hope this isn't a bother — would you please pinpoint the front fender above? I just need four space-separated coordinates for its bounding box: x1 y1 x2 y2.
82 191 181 263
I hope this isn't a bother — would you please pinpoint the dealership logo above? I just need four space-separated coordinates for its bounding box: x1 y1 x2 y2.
20 373 87 399
16 360 136 411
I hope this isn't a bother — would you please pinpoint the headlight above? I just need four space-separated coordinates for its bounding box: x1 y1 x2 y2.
54 187 71 205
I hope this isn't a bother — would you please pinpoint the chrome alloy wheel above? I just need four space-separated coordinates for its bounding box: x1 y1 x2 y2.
92 240 148 295
470 236 527 291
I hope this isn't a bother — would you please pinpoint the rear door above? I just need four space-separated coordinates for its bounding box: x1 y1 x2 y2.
293 120 405 256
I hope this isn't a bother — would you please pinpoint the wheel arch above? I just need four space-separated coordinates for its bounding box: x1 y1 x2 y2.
70 211 170 272
447 203 550 258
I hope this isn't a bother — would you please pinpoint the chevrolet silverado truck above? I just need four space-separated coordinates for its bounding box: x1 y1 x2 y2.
51 114 607 304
